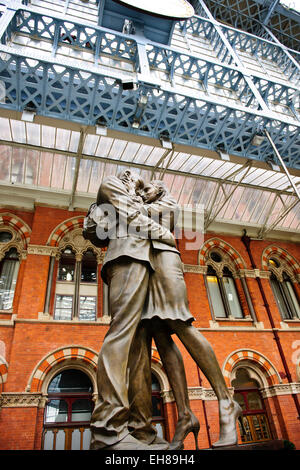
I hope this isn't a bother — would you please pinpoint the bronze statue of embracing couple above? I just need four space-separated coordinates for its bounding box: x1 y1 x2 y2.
83 170 241 451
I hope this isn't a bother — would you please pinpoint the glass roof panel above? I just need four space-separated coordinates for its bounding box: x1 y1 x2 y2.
83 134 99 156
77 159 93 193
179 155 202 173
51 154 67 189
41 125 56 148
38 152 53 188
132 145 153 164
95 137 114 158
0 113 300 234
178 177 196 205
87 160 105 194
0 118 11 141
11 120 26 144
119 141 141 163
145 147 166 166
25 123 41 147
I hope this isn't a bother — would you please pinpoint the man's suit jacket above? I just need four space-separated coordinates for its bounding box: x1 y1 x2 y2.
96 176 179 283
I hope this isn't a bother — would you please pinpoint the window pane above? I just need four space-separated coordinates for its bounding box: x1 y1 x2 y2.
284 281 300 319
43 430 55 450
239 416 252 442
54 295 73 320
206 275 226 317
234 392 246 411
222 276 243 318
82 428 92 450
56 429 66 450
71 399 93 422
58 250 76 281
0 251 20 310
152 395 163 418
247 392 263 410
259 414 271 439
252 415 264 440
79 296 96 321
45 399 68 423
0 231 12 242
81 250 97 283
271 278 291 319
48 370 93 393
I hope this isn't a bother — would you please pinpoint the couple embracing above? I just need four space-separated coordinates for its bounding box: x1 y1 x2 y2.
84 170 241 451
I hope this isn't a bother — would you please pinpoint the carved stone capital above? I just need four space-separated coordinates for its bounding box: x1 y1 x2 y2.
238 269 256 278
58 228 103 261
258 270 272 279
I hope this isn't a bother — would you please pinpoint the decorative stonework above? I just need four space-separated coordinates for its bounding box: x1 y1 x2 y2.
0 219 29 262
57 227 104 264
198 238 246 275
27 245 58 257
0 392 45 408
262 246 300 282
183 264 207 274
260 383 300 399
27 346 98 393
47 217 84 247
0 213 31 248
161 386 234 404
222 349 281 387
183 265 272 279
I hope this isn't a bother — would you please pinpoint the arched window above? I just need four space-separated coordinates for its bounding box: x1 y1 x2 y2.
206 262 243 319
42 369 94 450
54 248 98 321
151 373 166 439
232 368 272 444
268 258 300 320
0 247 20 310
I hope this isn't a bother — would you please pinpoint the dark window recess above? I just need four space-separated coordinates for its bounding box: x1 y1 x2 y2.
81 250 97 283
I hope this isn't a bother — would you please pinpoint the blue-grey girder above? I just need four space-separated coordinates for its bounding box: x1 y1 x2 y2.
0 0 298 170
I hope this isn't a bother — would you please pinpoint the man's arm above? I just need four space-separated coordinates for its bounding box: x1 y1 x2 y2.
97 176 176 244
142 194 180 232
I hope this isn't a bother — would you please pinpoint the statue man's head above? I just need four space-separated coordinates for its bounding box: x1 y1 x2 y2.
118 170 144 194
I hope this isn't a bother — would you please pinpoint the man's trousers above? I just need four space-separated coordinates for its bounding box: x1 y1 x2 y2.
90 258 156 449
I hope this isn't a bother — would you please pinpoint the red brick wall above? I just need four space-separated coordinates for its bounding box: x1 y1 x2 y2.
0 205 299 450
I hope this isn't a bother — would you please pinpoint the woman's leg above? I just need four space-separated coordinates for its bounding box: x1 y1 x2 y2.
151 319 199 449
168 320 241 447
168 321 231 401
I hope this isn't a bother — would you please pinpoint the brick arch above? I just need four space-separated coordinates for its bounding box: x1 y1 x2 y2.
0 356 8 393
47 217 84 247
27 346 98 393
222 349 281 387
198 237 246 270
262 245 300 275
0 212 31 248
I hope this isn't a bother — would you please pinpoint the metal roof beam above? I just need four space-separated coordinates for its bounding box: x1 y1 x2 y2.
264 129 300 202
68 128 86 211
204 160 253 230
262 0 280 26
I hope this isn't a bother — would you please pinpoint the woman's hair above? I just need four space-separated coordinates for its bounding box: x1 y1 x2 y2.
150 180 168 199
